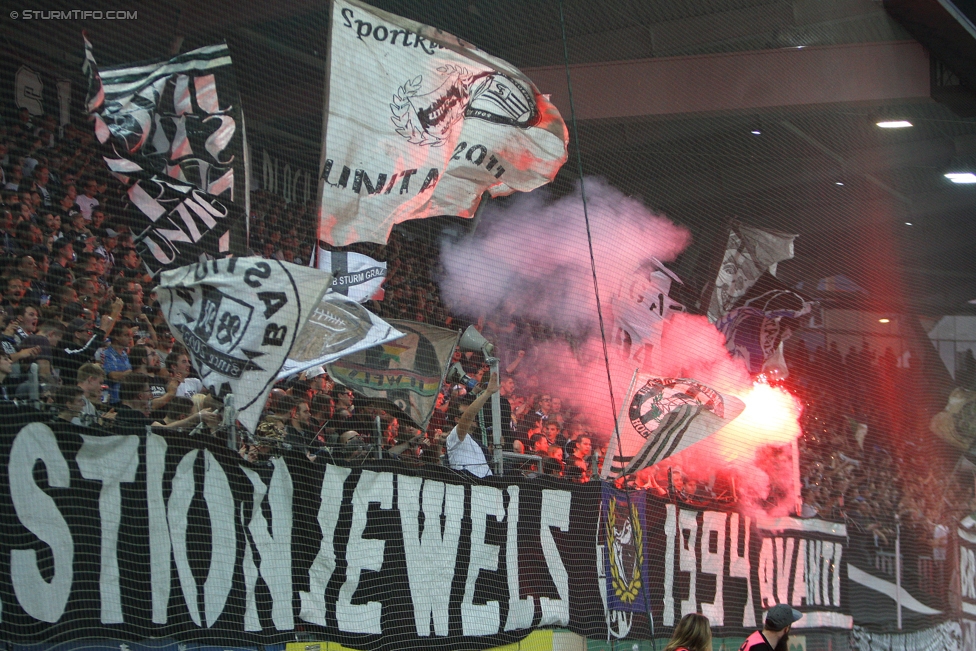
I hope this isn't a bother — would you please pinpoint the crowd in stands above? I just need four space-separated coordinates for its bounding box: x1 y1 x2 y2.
0 108 971 551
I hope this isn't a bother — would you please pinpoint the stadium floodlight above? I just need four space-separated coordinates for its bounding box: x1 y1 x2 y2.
945 172 976 184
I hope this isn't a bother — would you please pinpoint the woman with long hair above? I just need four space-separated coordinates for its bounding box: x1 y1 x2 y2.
664 613 713 651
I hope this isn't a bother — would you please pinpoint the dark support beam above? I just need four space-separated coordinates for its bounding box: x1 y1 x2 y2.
524 41 930 121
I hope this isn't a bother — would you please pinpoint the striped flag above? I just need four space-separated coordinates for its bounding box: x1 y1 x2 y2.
602 377 744 479
83 36 248 273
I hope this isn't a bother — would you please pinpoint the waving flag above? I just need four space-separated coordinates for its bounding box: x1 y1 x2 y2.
84 36 248 273
277 292 403 380
157 258 330 434
327 320 459 429
318 0 568 246
602 377 745 479
317 249 387 302
707 223 796 323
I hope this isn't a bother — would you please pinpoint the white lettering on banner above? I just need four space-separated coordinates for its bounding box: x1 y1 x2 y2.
242 459 294 630
146 433 171 624
463 486 504 636
663 504 676 626
338 470 392 634
821 542 834 606
832 544 842 606
775 537 795 606
759 538 775 609
398 476 464 636
300 464 351 626
6 428 865 640
168 450 238 628
700 512 726 626
962 546 976 600
808 540 821 606
202 450 236 627
505 486 534 631
242 500 259 631
792 540 806 606
756 535 842 612
679 509 698 617
539 490 571 627
9 424 73 623
729 514 755 627
169 450 200 624
76 435 140 624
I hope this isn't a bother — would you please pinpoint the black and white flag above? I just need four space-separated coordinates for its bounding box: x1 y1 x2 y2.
318 0 568 246
84 36 248 273
317 248 387 302
707 223 797 323
602 377 744 479
277 291 403 380
156 257 331 433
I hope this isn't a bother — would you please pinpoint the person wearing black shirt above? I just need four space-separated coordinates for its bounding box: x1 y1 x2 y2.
53 298 122 385
116 373 218 433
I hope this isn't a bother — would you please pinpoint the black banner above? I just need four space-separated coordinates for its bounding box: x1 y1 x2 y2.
0 408 926 650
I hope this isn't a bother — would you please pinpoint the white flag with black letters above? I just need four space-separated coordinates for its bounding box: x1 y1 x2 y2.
157 257 331 434
318 0 568 246
317 248 387 302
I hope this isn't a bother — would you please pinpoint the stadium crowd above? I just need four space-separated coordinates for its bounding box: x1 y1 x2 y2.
0 108 970 558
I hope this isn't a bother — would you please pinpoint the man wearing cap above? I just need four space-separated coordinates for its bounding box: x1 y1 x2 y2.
739 604 802 651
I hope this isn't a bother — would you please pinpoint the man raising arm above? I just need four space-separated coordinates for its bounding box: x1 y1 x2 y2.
444 371 499 478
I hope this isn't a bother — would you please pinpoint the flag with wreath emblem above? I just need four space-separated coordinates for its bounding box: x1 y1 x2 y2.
601 486 649 613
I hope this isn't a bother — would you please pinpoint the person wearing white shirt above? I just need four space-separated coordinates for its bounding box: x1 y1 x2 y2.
75 178 100 220
444 372 499 478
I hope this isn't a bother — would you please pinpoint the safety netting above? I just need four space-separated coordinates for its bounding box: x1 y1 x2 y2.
2 1 976 651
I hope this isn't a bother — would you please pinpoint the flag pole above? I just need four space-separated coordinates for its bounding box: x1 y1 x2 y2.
600 367 639 479
792 437 802 516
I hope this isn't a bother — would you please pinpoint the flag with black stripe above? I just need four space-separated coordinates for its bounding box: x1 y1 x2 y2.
602 376 745 479
317 248 387 302
84 35 248 275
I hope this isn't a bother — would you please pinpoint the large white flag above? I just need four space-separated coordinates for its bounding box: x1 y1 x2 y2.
157 258 331 434
601 377 745 479
317 249 387 302
318 0 568 246
277 292 403 380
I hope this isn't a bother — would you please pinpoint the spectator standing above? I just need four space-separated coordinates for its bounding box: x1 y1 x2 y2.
76 362 114 427
103 324 134 404
444 372 499 478
163 351 204 398
52 386 86 425
75 177 99 220
53 298 122 385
